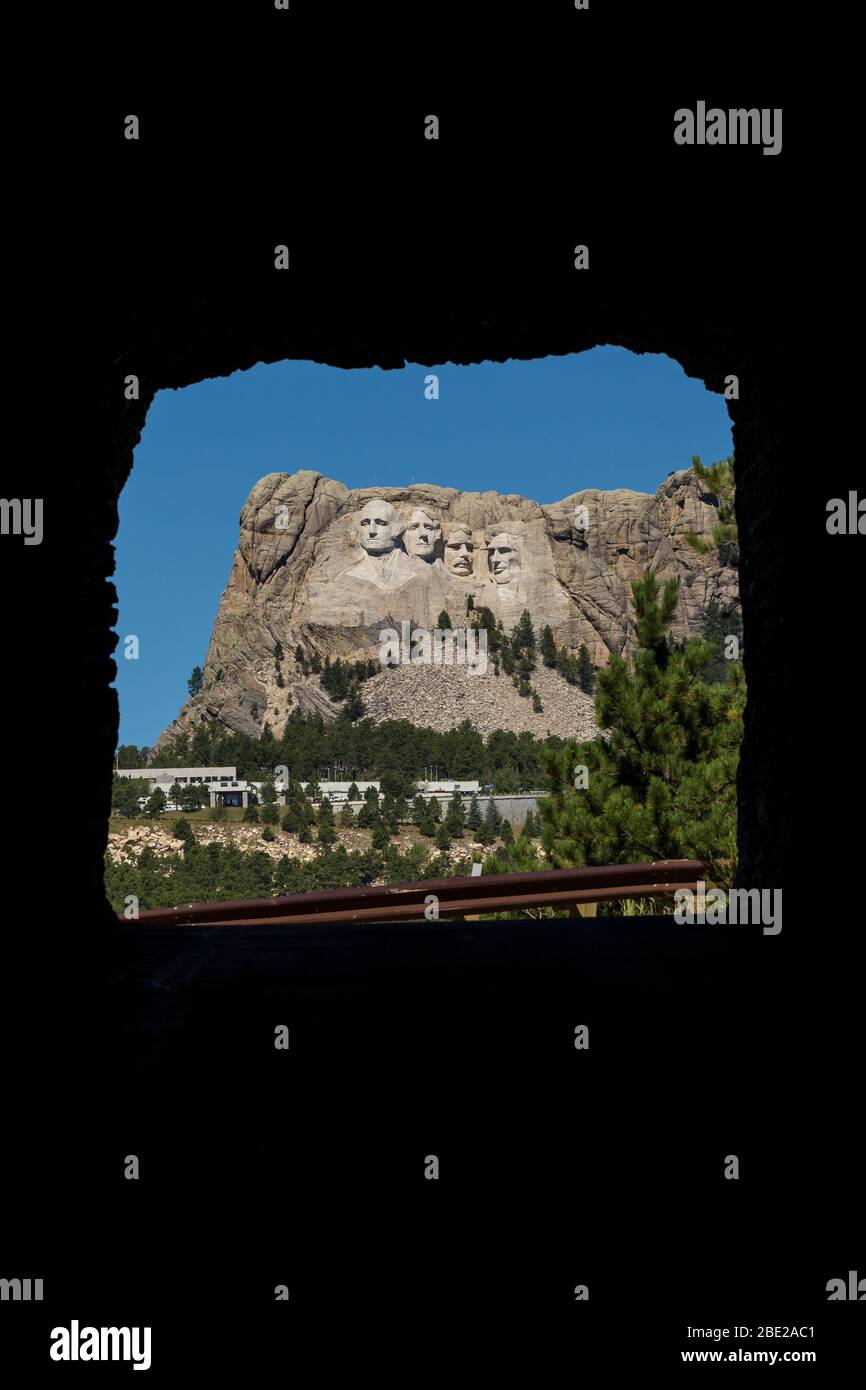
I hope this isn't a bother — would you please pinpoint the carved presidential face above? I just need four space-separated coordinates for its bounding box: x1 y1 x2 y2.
403 508 442 560
356 499 401 554
487 532 522 584
445 529 475 576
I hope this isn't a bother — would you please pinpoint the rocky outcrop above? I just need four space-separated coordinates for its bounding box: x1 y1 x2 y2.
359 663 602 742
153 467 738 751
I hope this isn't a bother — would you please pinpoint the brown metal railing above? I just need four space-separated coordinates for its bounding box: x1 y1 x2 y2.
119 859 709 927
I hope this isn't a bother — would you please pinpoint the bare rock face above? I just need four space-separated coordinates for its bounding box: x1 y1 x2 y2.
358 662 604 743
152 467 738 751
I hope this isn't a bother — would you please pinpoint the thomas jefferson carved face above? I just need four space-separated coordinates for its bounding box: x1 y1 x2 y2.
355 499 402 554
486 532 522 584
403 508 442 560
445 527 475 576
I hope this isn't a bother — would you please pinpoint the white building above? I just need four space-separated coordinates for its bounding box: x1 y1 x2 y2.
117 767 258 809
116 766 238 785
115 766 480 811
300 781 380 802
417 779 480 796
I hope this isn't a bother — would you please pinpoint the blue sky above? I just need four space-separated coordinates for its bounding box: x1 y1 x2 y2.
114 346 732 748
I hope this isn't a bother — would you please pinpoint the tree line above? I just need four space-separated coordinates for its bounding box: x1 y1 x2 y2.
109 568 743 906
136 716 566 791
104 801 544 912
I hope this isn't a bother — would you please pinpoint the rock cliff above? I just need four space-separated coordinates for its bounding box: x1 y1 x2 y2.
152 467 738 750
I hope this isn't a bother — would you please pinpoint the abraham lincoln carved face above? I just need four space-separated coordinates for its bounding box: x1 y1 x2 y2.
486 531 522 584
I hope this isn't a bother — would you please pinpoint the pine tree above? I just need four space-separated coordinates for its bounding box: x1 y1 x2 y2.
344 683 365 720
187 666 204 697
317 799 336 846
194 782 209 811
500 818 514 845
684 456 738 556
539 570 743 879
437 610 453 631
172 817 194 844
557 649 578 684
332 662 349 700
243 804 259 823
494 764 519 794
347 782 360 802
111 773 142 817
516 649 534 680
435 822 451 853
484 834 546 876
483 798 501 840
541 624 558 667
371 820 391 852
701 599 743 685
116 744 147 770
144 788 166 819
576 644 595 694
472 606 502 657
259 779 278 808
445 790 466 837
512 610 536 667
466 794 482 831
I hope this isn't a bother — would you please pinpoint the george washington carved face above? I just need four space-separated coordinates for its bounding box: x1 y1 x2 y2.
444 526 475 576
403 507 442 561
354 499 403 554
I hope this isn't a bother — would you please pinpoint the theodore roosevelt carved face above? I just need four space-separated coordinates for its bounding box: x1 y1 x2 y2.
444 526 475 576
